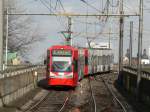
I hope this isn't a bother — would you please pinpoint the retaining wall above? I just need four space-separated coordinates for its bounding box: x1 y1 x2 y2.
0 66 45 107
121 67 150 105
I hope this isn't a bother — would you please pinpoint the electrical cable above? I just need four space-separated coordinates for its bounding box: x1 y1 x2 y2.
80 0 102 13
109 0 119 7
123 0 138 14
54 0 59 10
39 0 68 30
58 0 66 12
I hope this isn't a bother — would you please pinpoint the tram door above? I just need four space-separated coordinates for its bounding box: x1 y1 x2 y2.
46 50 50 79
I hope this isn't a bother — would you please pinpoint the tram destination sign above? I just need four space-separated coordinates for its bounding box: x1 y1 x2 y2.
52 50 72 56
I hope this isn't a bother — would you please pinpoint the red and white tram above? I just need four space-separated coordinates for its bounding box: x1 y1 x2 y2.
46 45 113 87
46 45 88 87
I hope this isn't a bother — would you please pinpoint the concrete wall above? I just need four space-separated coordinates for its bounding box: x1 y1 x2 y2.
120 70 150 105
0 66 45 107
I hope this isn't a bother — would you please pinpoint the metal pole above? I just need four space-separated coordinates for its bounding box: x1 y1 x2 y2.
109 28 111 49
0 0 4 70
5 8 8 69
129 21 133 66
119 0 124 73
136 0 143 100
68 17 72 45
106 0 109 14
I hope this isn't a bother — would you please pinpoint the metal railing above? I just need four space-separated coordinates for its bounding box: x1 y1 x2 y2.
123 66 150 80
0 65 45 79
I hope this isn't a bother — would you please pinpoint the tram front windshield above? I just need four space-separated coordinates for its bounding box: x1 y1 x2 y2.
52 57 72 72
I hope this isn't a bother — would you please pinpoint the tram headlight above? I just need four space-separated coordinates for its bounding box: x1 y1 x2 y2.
50 72 55 76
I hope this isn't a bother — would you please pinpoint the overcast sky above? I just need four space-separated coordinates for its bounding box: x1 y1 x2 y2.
7 0 150 63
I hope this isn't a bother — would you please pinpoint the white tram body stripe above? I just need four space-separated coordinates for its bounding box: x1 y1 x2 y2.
50 72 73 79
52 57 71 62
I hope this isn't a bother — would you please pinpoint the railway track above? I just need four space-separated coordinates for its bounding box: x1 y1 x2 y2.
101 73 135 112
24 90 72 112
19 73 130 112
89 73 127 112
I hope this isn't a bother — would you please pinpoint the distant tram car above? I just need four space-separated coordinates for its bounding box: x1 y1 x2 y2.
46 45 113 87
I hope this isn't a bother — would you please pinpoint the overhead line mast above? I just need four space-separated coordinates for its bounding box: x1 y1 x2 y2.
129 21 133 67
136 0 144 101
0 0 4 70
118 0 124 73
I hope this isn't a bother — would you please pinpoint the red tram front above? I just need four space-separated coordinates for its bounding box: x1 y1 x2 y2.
46 45 79 87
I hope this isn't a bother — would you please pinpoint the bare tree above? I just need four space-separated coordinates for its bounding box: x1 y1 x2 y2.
6 0 44 56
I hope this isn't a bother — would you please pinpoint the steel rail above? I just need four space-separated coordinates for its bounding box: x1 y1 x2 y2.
100 76 127 112
89 78 97 112
24 92 50 112
57 97 69 112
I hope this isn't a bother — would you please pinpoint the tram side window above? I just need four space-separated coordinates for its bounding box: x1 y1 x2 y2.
74 59 78 72
44 59 46 65
85 56 88 65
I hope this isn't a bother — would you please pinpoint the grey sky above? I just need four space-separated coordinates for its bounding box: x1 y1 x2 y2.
7 0 150 63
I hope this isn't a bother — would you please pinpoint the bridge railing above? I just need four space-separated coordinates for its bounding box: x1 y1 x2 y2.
0 65 45 79
123 66 150 80
122 66 150 104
